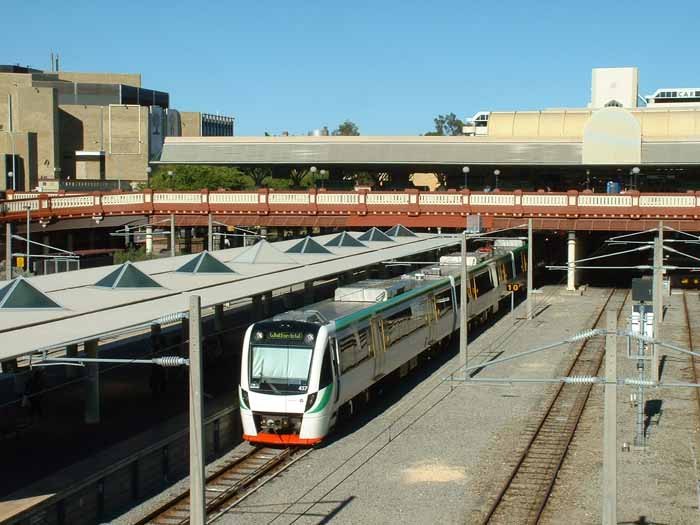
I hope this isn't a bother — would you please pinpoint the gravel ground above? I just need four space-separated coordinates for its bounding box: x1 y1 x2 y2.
192 286 613 525
541 291 700 525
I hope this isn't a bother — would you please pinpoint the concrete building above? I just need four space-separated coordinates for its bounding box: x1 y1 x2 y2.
0 65 234 192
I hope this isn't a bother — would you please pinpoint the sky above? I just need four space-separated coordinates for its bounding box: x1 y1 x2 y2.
5 1 699 136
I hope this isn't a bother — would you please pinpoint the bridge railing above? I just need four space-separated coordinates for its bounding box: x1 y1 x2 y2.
2 188 699 223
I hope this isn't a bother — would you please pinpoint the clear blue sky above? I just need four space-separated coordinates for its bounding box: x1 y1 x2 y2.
5 1 699 136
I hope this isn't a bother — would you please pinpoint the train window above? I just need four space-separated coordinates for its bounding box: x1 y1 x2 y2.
435 289 453 317
319 346 333 388
474 271 494 297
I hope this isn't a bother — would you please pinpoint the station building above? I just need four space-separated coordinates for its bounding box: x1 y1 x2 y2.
0 65 234 192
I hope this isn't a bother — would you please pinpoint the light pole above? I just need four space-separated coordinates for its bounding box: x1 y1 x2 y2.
25 205 31 274
462 166 470 190
631 166 640 191
310 166 317 187
319 169 327 189
494 169 501 190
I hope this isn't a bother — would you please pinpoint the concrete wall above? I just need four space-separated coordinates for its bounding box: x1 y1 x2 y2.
57 71 141 87
0 131 37 190
14 86 60 181
179 111 202 137
106 105 150 182
488 108 700 140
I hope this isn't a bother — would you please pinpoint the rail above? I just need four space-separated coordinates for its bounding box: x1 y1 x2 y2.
682 293 700 427
480 288 629 524
134 446 307 525
2 189 700 224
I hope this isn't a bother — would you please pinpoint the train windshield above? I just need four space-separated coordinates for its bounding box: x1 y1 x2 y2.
250 345 313 394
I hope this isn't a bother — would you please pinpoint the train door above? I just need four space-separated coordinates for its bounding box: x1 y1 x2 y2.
370 315 386 379
330 337 341 404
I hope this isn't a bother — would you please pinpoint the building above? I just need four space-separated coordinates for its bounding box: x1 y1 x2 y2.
0 65 234 192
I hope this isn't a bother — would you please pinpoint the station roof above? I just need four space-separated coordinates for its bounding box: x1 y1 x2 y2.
0 231 458 360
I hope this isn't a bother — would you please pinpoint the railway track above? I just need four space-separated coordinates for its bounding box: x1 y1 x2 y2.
481 288 629 525
682 293 700 423
134 445 305 525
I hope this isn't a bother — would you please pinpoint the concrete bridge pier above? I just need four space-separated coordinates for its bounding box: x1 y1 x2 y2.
567 231 577 291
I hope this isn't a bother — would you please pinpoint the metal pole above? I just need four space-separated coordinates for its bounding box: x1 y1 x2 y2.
189 295 206 525
170 213 176 257
635 304 646 448
460 231 468 369
652 221 663 382
207 213 213 251
527 218 533 320
602 309 617 525
5 223 11 280
25 206 30 274
511 290 515 325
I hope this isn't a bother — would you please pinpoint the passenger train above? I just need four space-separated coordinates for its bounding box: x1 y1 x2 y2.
239 240 527 445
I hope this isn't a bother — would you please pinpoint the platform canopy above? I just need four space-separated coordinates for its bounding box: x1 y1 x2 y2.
0 232 460 360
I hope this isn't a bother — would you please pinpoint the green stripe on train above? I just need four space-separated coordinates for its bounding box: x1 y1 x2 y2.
307 384 333 414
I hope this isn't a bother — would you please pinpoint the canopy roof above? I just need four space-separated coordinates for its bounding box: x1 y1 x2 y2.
230 240 297 264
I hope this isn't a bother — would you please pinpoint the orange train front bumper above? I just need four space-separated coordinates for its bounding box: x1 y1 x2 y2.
243 432 322 446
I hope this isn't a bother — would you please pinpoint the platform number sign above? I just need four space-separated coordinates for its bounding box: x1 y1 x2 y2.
16 256 24 269
507 283 520 292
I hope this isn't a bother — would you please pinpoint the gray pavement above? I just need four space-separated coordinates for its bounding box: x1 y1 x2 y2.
214 286 612 525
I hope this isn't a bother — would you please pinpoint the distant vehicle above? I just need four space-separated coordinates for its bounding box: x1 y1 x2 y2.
462 111 490 136
238 241 527 445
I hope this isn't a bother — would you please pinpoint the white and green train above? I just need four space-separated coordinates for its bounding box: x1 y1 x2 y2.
239 241 527 445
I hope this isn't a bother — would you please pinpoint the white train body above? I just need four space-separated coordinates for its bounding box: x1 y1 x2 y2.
240 242 527 445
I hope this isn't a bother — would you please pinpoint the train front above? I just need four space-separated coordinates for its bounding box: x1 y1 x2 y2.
239 320 334 446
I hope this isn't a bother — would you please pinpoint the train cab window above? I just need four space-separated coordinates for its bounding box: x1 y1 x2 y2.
474 272 494 297
319 345 333 389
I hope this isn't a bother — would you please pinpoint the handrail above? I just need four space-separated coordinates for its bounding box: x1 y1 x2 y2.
1 188 699 223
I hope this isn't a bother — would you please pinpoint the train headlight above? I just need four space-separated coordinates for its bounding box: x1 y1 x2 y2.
304 333 315 345
305 392 318 411
254 331 264 341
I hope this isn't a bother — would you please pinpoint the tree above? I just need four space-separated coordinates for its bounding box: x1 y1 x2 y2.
241 167 272 187
149 165 251 191
424 113 464 136
332 120 360 136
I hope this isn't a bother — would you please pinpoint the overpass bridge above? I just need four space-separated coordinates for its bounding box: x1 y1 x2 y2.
3 188 700 231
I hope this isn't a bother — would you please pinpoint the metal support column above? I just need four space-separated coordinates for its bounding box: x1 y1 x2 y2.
460 231 468 368
180 317 189 356
214 304 225 351
634 303 646 448
263 291 272 317
5 223 11 280
84 339 100 424
170 214 176 257
252 294 264 321
652 221 663 382
602 309 617 525
527 218 534 320
66 343 79 379
188 295 206 525
150 323 162 352
207 213 213 251
567 230 576 291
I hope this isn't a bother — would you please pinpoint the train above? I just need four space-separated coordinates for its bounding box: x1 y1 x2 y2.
238 239 527 445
